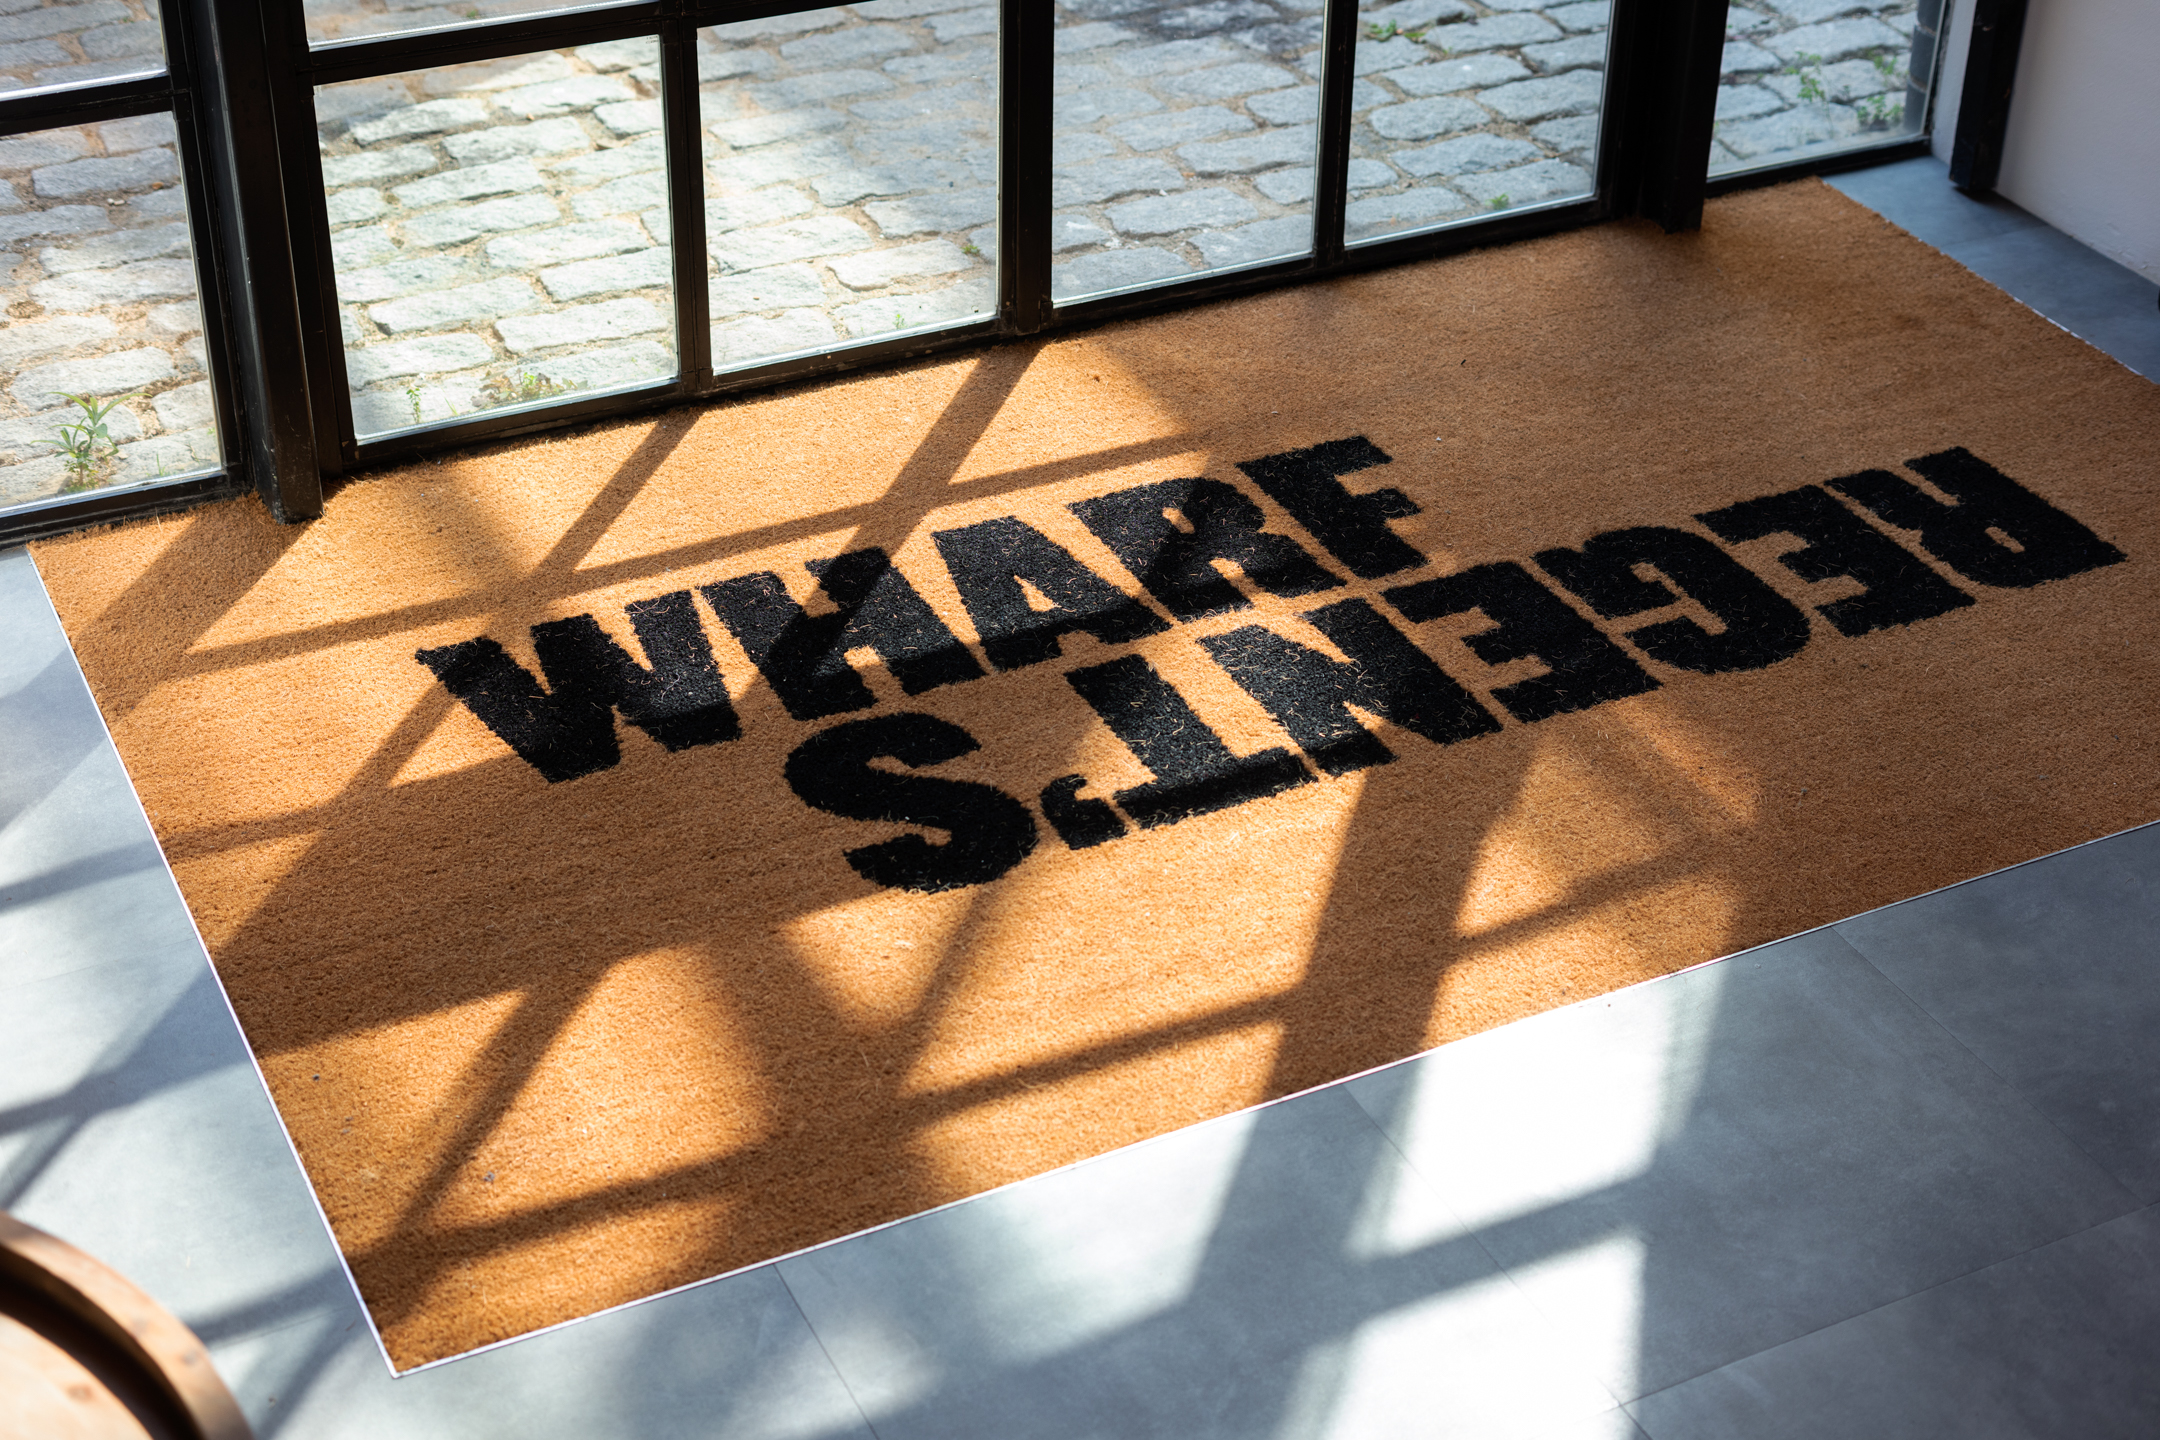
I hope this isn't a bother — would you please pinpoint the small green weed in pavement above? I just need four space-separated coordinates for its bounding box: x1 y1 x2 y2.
52 390 135 491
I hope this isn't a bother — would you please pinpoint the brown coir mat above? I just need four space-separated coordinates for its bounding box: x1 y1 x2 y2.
32 179 2160 1369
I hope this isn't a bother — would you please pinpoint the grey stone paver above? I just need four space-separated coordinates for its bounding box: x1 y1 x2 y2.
349 98 489 145
836 274 992 334
368 277 542 334
1425 12 1560 52
484 219 650 268
1521 32 1608 71
10 346 172 409
1178 124 1317 174
32 259 195 311
1108 187 1259 235
1765 15 1904 63
539 249 672 303
1053 156 1188 205
320 144 437 187
1394 132 1541 176
1347 185 1472 231
342 333 495 386
708 265 829 317
723 215 878 270
863 187 1000 236
0 132 89 170
335 257 475 305
1193 213 1311 267
1454 156 1590 205
31 146 178 199
1393 55 1529 94
1111 105 1254 149
391 156 546 208
708 188 819 232
712 308 836 364
324 190 389 224
1370 95 1491 141
402 194 562 249
1052 247 1191 295
1532 113 1598 153
495 297 667 353
34 218 189 273
830 238 973 289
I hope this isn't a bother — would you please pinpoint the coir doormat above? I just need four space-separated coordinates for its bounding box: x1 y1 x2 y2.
32 180 2160 1369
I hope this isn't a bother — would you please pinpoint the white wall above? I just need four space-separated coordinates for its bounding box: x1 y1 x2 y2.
1990 0 2160 283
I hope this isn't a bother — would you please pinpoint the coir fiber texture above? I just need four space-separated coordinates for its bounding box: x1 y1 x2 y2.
32 180 2160 1369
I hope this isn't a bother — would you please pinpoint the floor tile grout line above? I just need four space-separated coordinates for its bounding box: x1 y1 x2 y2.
1596 916 2152 1420
1335 1078 1643 1417
0 939 210 1003
1618 1201 2154 1430
1829 159 2160 384
1826 914 2149 1210
774 1264 889 1440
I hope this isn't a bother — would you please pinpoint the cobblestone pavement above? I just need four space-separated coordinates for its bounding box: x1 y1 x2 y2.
0 0 1928 511
0 0 164 95
0 108 217 507
1713 0 1929 172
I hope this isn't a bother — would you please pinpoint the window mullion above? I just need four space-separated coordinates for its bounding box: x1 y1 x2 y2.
182 0 326 520
998 0 1051 333
1311 0 1359 268
663 12 714 393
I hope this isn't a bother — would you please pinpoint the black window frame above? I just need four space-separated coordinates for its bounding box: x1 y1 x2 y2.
1 0 1945 544
0 0 254 541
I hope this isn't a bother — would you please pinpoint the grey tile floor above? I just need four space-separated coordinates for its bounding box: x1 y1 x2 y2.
3 159 2156 1437
1826 157 2160 382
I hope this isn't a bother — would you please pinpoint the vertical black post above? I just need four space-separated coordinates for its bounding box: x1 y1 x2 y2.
160 0 247 500
1000 0 1052 331
268 2 352 483
185 0 323 521
664 14 713 390
1604 0 1727 233
1311 0 1358 263
1949 0 2029 192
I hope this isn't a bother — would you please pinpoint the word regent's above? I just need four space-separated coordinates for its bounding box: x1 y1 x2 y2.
418 439 2126 891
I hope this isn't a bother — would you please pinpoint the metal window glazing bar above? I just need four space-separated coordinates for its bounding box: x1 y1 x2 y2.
189 0 323 519
165 22 254 530
662 15 714 392
299 4 665 80
0 77 177 135
1311 0 1359 266
0 0 254 543
999 0 1052 334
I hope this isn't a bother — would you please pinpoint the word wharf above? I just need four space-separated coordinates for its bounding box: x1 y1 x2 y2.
417 440 2126 892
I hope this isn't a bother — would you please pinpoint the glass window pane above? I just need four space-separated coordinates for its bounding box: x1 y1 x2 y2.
0 0 166 100
0 115 221 517
698 8 997 374
1346 0 1605 247
317 41 677 442
1710 0 1933 175
305 1 639 49
1050 0 1319 305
